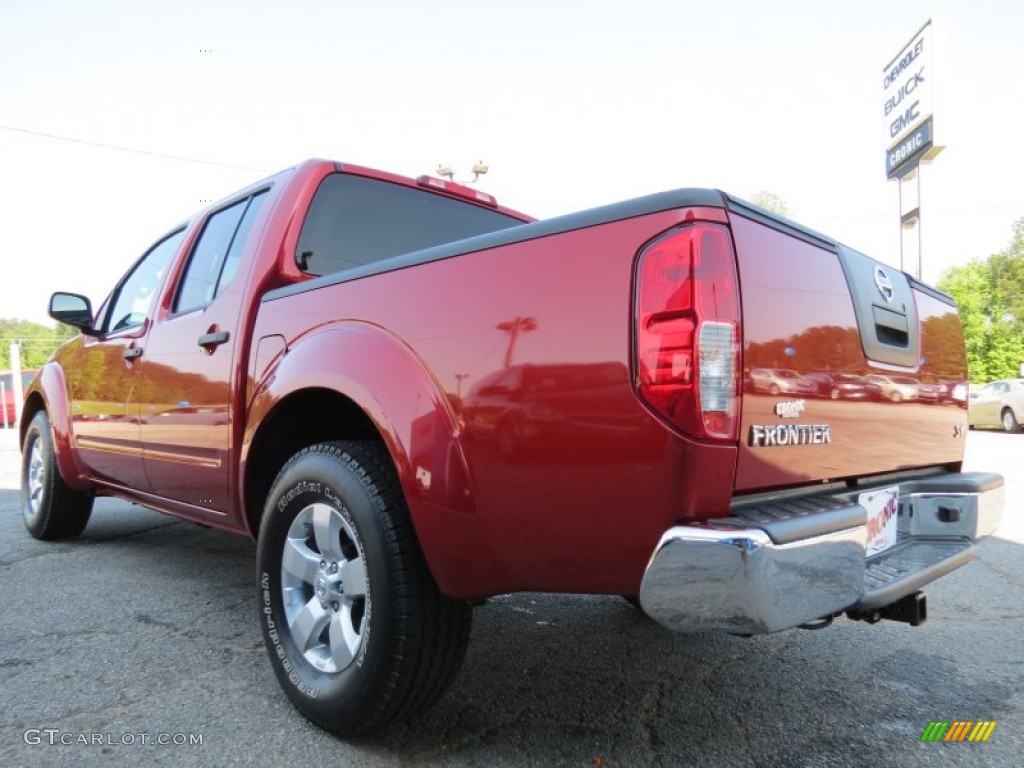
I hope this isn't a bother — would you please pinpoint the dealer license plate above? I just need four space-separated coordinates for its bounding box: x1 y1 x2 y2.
860 485 900 557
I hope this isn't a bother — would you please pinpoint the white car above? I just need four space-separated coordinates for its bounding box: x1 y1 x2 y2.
968 379 1024 432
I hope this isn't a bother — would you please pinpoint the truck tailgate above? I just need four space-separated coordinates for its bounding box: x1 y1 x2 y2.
729 210 968 492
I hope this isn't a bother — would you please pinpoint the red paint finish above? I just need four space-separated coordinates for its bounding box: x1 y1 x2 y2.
731 213 966 492
249 206 738 597
64 327 153 491
26 157 969 602
25 362 92 491
28 163 306 518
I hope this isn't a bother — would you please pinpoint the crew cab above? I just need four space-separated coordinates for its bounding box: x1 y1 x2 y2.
20 159 1004 737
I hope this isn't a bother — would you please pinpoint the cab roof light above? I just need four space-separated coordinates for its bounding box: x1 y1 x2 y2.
416 175 498 207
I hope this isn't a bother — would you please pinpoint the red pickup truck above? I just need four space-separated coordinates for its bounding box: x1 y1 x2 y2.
20 159 1004 737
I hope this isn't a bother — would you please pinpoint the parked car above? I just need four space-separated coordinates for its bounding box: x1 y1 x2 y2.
968 379 1024 432
922 379 967 404
804 371 881 400
749 368 817 396
461 362 649 458
1 370 37 427
916 381 942 402
864 374 920 403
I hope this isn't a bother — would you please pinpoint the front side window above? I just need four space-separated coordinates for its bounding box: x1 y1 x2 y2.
296 174 524 277
104 229 186 333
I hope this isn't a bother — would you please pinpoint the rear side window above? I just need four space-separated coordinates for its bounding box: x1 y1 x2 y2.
296 174 523 277
217 191 268 294
174 191 268 313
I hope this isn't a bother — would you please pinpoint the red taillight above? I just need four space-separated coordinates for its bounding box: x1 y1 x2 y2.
634 222 741 440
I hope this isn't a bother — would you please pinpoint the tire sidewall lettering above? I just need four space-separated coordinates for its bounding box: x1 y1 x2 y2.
276 480 321 513
260 466 381 703
260 568 320 699
255 442 460 737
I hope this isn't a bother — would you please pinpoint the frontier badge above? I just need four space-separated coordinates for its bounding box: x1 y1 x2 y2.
750 424 832 447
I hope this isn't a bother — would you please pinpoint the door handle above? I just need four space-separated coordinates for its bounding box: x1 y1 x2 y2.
123 346 144 360
198 331 230 348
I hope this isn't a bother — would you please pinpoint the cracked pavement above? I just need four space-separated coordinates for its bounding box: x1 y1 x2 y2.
0 428 1021 766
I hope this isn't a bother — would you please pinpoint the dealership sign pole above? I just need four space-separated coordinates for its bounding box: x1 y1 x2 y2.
882 18 944 279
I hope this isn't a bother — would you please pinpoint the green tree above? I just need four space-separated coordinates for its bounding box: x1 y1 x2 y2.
0 318 77 370
750 190 791 218
938 218 1024 382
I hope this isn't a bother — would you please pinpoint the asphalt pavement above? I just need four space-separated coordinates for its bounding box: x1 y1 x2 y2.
0 426 1021 767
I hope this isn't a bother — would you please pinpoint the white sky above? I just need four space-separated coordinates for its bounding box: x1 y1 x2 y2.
2 0 1023 325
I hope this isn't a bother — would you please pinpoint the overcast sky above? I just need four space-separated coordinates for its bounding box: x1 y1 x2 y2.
2 0 1023 326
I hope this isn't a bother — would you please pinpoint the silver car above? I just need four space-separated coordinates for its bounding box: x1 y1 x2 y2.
749 368 817 396
969 379 1024 433
864 374 920 403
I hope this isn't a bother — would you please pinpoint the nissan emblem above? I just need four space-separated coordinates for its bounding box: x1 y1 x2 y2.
874 265 894 303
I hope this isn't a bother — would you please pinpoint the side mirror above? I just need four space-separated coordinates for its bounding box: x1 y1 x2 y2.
49 292 98 335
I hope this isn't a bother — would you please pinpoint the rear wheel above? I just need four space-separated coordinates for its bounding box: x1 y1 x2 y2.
257 441 472 737
21 411 93 540
1001 408 1021 433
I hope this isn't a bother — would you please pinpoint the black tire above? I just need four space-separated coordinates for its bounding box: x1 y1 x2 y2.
256 441 472 737
1001 408 1021 433
21 411 93 540
768 384 781 396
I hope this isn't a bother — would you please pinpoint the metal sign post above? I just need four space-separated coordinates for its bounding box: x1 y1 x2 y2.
882 18 944 279
898 168 922 279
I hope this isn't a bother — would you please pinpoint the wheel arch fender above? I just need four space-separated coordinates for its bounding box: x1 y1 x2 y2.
20 362 91 491
241 323 476 594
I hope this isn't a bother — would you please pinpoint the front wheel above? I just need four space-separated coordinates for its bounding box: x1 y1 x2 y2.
1002 408 1021 433
257 441 472 737
22 411 93 540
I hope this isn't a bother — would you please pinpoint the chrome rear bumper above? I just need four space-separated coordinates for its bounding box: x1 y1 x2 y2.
638 472 1004 634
